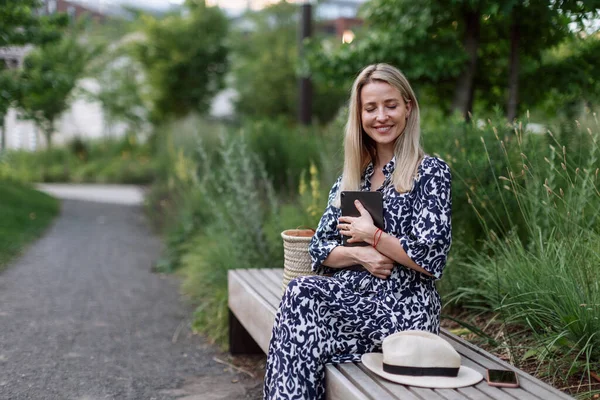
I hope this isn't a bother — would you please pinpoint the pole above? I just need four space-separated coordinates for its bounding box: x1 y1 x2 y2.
298 3 312 126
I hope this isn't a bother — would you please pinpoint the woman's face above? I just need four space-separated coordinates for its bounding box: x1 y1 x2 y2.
360 81 411 152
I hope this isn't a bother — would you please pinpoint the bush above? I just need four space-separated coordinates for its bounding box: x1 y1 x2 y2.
446 117 600 387
2 134 157 184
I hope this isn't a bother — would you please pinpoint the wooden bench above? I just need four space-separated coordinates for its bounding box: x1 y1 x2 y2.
228 268 574 400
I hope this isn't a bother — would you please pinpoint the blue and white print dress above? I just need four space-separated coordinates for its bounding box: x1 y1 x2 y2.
263 155 452 400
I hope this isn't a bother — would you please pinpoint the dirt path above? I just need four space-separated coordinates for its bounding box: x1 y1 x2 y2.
0 191 262 400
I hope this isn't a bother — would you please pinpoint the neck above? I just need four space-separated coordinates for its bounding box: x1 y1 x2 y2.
375 145 394 168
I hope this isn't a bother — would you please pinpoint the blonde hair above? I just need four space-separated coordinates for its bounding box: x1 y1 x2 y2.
335 63 423 207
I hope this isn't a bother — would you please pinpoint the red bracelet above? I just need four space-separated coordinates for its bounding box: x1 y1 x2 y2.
375 229 383 248
372 228 380 247
373 228 383 248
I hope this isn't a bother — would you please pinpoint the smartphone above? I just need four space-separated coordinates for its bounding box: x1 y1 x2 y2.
340 191 384 247
486 369 519 388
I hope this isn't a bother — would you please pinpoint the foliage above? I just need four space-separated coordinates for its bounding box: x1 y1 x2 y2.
91 50 150 135
16 30 97 147
0 0 67 48
522 35 600 119
2 134 157 184
229 2 347 123
307 0 598 117
0 0 68 147
446 116 600 387
0 180 59 269
242 117 334 195
421 109 524 247
132 1 228 122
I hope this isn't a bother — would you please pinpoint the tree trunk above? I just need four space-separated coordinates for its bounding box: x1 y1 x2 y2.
0 115 5 151
451 9 481 120
44 125 53 149
507 19 520 122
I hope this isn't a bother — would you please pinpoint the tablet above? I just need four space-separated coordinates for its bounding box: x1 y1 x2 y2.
340 191 384 247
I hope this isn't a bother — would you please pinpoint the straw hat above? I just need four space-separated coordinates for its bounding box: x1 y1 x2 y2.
362 330 483 388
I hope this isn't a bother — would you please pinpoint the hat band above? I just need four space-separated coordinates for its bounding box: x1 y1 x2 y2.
383 363 459 377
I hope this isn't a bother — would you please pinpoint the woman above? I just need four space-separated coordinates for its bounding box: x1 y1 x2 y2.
263 63 452 399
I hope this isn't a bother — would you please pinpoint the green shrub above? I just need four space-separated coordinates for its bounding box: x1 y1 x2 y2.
2 135 156 184
447 117 600 388
243 117 330 196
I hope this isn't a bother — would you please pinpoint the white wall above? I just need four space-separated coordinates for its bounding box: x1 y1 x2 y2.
4 78 129 151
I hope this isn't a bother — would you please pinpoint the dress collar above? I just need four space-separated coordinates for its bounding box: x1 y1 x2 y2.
363 156 396 190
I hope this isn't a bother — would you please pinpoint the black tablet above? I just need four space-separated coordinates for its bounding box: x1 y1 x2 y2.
340 191 384 247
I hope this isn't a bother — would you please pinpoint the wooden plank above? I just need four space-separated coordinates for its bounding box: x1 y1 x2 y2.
456 385 499 400
338 363 397 399
236 269 281 310
326 364 371 400
434 388 471 400
228 270 276 353
258 268 283 288
471 381 520 400
355 363 424 400
254 269 284 299
410 386 448 400
441 331 573 400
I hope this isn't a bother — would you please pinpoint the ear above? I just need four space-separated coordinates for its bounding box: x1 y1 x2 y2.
405 99 412 118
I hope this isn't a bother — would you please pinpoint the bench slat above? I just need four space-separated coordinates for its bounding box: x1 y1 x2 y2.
338 363 398 399
255 269 284 300
229 269 573 400
326 365 371 400
435 388 475 400
356 363 423 400
456 386 498 400
236 269 282 311
257 268 283 289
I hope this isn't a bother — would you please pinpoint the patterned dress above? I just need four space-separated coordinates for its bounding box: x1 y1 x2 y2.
263 155 452 400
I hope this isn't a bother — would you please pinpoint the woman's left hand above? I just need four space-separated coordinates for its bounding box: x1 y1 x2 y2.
337 200 377 245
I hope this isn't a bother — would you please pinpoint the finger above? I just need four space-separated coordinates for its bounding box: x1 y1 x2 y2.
338 216 354 224
354 200 368 216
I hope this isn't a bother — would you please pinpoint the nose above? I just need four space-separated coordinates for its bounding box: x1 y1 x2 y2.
375 107 388 122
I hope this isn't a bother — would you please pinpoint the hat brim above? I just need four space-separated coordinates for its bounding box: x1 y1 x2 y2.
361 353 483 389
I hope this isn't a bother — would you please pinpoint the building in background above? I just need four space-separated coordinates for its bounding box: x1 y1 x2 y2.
40 0 108 23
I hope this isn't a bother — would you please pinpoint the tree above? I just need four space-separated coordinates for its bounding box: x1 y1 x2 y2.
230 2 347 123
16 34 93 147
308 0 599 120
308 0 493 116
0 0 67 149
131 0 229 122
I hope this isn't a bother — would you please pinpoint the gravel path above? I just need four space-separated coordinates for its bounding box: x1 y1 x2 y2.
0 196 261 400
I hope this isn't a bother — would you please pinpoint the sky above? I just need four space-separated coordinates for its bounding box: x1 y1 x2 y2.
73 0 365 13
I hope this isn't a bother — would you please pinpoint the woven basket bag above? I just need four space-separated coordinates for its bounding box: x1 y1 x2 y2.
281 229 316 294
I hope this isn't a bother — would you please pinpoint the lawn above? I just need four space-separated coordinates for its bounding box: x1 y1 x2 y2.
0 181 60 269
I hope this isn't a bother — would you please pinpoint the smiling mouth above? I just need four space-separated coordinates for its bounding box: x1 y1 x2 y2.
375 126 393 133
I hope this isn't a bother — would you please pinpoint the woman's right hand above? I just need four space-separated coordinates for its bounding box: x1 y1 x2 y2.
354 246 395 279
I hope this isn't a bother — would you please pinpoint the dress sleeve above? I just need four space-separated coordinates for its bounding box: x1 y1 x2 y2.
308 176 342 274
400 157 452 280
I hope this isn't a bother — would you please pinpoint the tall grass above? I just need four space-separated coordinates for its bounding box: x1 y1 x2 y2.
449 114 600 391
147 116 327 347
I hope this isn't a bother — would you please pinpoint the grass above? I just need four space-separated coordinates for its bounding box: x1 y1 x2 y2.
445 114 600 396
0 181 60 269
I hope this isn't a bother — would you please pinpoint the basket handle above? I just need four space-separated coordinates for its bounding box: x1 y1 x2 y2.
296 225 316 233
